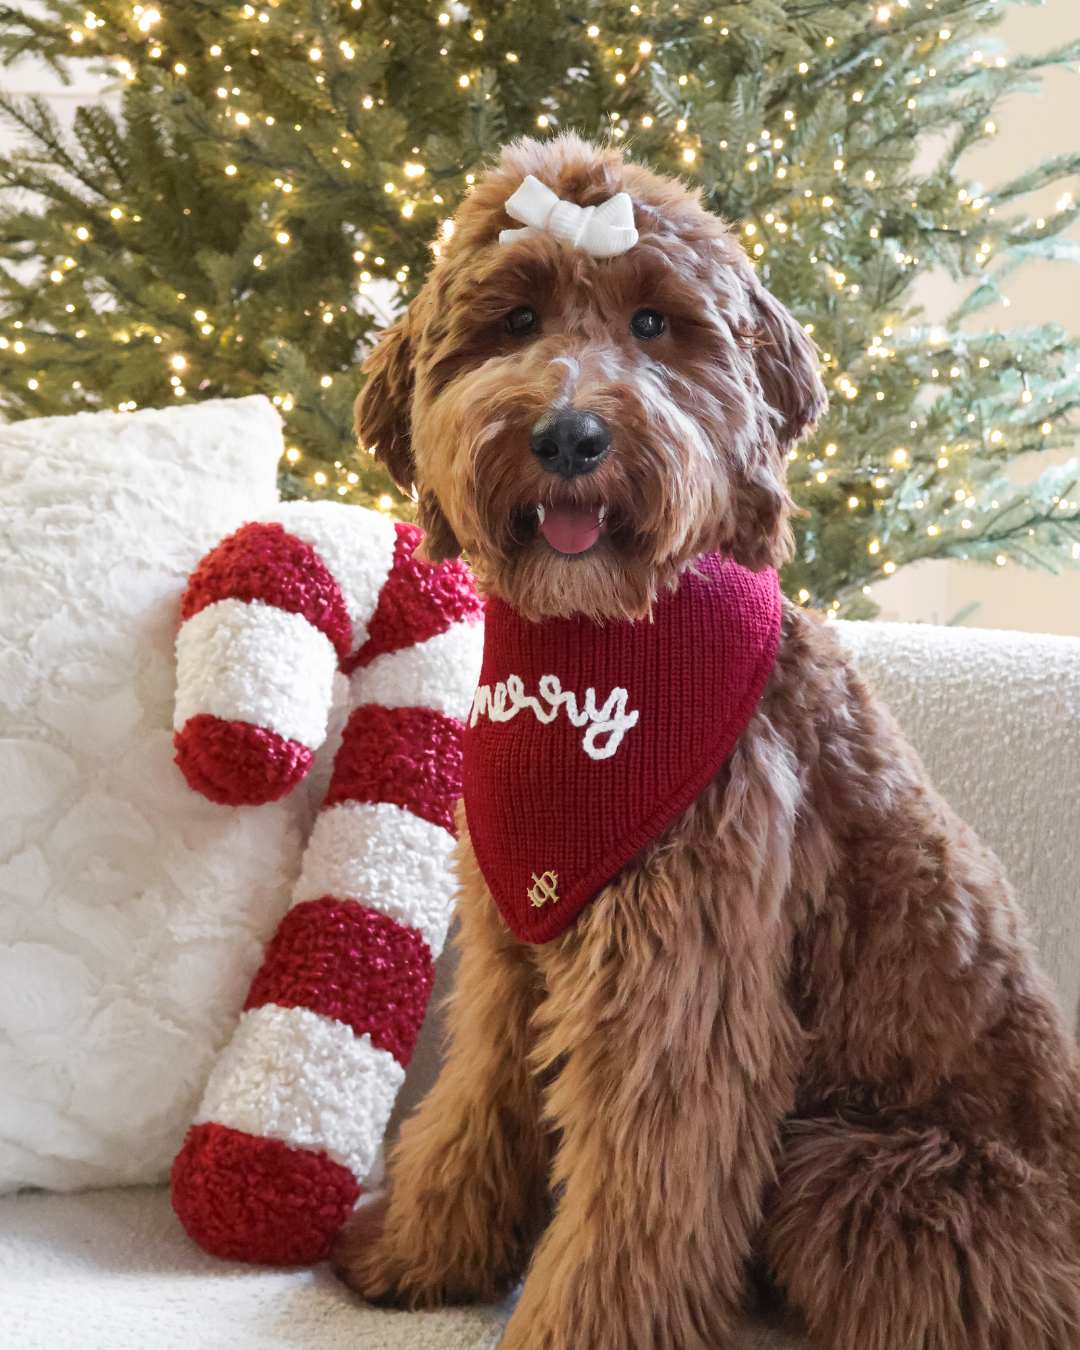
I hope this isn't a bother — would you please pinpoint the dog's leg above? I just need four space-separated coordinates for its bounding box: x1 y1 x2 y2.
333 842 550 1306
764 673 1080 1350
499 816 801 1350
767 1116 1080 1350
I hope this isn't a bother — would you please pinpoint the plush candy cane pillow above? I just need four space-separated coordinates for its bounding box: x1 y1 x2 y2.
170 502 484 1265
0 396 307 1194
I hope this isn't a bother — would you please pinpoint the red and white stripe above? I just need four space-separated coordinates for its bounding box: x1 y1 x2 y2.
173 504 400 805
171 506 484 1266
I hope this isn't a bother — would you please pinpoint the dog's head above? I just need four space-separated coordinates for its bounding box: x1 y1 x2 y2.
356 133 826 621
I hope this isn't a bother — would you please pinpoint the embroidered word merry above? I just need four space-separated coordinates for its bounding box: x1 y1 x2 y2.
468 673 640 760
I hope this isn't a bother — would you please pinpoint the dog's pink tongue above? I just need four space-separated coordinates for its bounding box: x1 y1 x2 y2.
539 504 601 555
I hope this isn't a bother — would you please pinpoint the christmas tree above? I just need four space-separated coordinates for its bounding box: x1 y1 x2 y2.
2 0 1078 614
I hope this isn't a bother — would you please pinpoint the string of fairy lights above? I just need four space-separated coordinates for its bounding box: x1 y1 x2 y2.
3 0 1078 602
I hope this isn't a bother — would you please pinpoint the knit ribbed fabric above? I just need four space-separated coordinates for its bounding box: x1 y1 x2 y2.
462 554 783 943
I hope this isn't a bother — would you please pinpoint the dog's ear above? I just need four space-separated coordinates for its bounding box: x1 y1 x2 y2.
728 269 827 571
415 490 463 564
354 313 463 563
745 271 827 454
355 316 416 493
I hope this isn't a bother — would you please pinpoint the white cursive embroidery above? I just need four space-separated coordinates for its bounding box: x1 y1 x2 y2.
468 673 640 760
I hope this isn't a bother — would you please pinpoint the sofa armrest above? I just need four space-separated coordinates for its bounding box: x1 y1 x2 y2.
838 619 1080 1037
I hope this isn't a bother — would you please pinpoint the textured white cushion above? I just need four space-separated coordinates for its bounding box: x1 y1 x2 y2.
0 397 314 1194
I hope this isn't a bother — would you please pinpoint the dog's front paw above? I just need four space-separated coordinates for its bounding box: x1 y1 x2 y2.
499 1297 577 1350
331 1194 411 1306
331 1190 512 1308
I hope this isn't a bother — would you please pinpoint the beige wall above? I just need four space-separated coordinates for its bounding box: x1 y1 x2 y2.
872 0 1080 633
3 4 1079 632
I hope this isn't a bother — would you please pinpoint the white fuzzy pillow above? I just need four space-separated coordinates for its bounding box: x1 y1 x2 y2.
0 397 313 1193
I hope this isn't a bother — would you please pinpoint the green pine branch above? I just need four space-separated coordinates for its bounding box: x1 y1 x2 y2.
1 0 1078 614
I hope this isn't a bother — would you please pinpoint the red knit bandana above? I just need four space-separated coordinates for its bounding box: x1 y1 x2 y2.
461 554 783 944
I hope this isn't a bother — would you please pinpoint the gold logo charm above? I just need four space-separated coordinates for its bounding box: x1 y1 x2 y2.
528 870 559 909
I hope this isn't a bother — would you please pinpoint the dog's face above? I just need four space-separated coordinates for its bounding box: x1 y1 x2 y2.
356 134 826 622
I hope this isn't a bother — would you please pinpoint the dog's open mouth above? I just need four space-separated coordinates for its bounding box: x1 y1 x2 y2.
535 501 608 555
510 499 623 558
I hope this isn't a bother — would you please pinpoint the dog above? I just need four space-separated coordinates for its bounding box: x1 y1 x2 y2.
334 133 1080 1350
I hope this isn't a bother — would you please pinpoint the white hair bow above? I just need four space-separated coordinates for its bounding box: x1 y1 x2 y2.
498 174 638 258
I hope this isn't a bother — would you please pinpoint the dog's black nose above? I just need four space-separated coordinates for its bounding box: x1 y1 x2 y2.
530 410 611 479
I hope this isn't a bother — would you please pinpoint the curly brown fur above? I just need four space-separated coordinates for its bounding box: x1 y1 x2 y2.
354 133 823 621
336 134 1080 1349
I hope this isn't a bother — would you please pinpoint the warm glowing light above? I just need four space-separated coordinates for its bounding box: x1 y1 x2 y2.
170 354 187 371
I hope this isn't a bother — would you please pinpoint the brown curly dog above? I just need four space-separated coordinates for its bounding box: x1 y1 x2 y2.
334 133 1080 1350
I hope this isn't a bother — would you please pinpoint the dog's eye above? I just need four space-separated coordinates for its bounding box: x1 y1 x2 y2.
505 306 539 337
630 308 666 340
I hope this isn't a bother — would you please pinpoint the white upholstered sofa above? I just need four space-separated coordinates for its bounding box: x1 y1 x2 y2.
2 396 1080 1339
3 611 1078 1349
